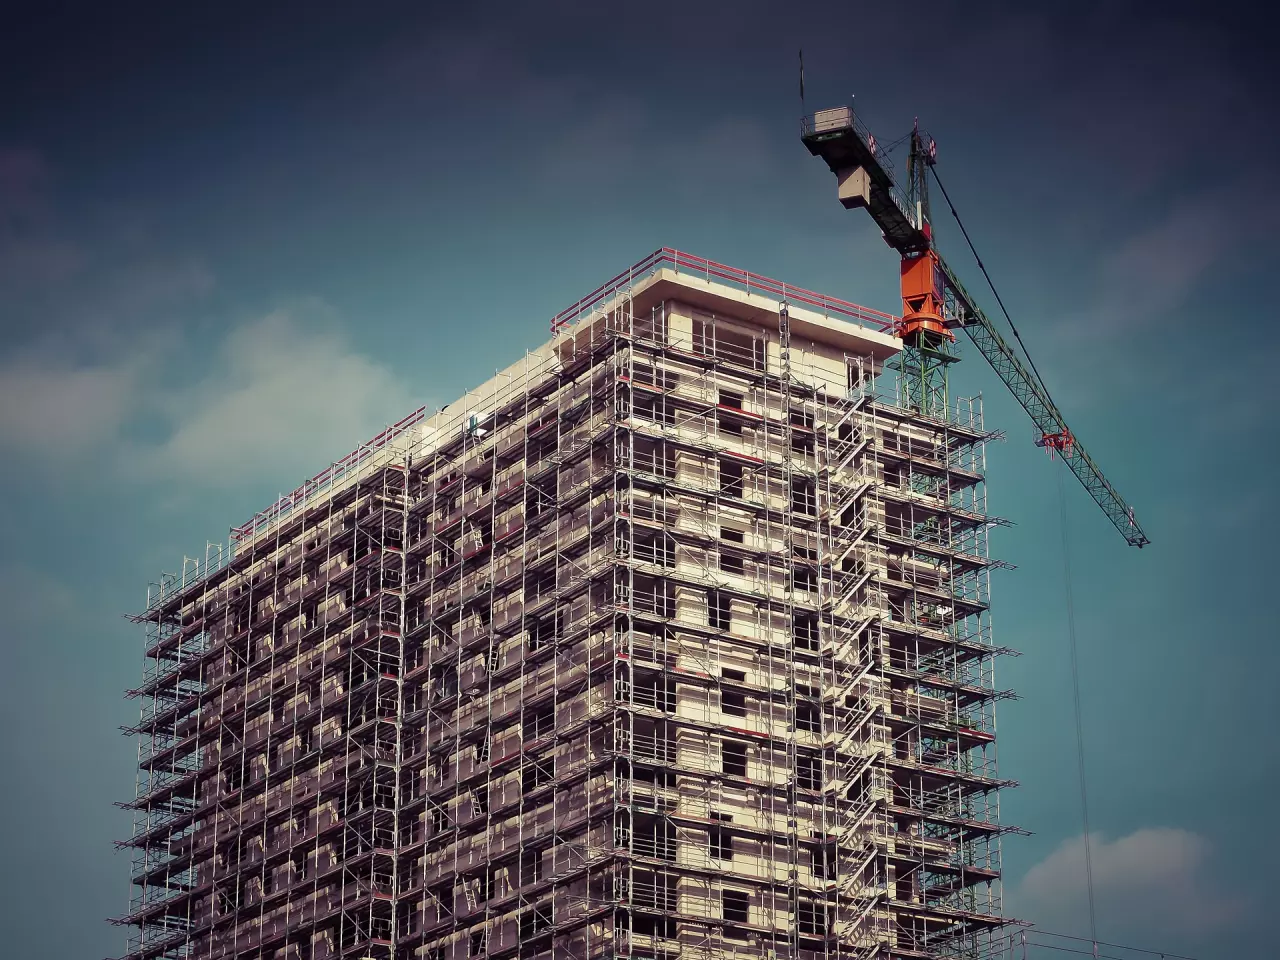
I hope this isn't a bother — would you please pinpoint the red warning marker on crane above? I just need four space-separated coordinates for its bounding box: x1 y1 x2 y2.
1036 430 1075 460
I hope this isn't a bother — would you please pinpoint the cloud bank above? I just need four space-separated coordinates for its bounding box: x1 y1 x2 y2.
1012 827 1242 944
0 149 417 491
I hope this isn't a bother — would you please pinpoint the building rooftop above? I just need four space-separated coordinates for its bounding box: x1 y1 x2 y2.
146 248 901 611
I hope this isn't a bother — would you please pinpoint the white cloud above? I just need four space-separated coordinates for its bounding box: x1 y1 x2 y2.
1094 198 1234 327
0 295 417 490
0 235 83 286
365 25 781 204
0 147 86 288
366 26 576 124
1012 828 1241 941
0 146 415 488
0 563 79 627
0 564 86 695
0 147 48 224
97 255 215 317
127 302 417 486
1029 179 1278 413
0 352 141 455
1047 180 1274 359
517 69 779 200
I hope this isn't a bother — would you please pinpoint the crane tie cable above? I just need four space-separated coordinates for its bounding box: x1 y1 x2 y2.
926 157 1102 952
1021 926 1198 960
1013 931 1192 960
928 166 1053 399
924 141 1185 960
1058 465 1099 956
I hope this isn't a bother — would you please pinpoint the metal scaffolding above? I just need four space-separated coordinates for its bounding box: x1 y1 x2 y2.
115 250 1016 960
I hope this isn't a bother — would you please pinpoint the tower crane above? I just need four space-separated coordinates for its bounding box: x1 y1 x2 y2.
802 105 1149 547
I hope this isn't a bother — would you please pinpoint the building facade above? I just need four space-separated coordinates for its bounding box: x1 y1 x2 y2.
118 250 1012 960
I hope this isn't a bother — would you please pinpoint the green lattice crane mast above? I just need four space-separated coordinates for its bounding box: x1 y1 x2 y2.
802 106 1149 547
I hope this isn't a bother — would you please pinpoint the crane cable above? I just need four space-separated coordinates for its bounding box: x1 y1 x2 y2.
928 165 1053 400
926 157 1101 954
1058 467 1099 956
1020 926 1197 960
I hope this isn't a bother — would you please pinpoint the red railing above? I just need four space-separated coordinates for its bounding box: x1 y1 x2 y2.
549 247 896 334
233 249 895 544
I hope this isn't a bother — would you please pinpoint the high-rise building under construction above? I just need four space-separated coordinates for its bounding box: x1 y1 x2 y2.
117 249 1013 960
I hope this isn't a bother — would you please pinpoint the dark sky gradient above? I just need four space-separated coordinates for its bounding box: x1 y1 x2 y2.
1 3 1275 958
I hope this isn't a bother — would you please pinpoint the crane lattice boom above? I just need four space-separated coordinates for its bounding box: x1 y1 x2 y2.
801 105 1148 547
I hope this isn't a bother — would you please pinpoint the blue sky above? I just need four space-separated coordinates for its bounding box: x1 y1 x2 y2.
1 2 1274 957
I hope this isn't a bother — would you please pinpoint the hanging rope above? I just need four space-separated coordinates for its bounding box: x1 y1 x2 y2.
1058 467 1099 956
928 148 1168 960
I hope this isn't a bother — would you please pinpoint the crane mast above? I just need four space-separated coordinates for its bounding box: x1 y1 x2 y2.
802 105 1149 547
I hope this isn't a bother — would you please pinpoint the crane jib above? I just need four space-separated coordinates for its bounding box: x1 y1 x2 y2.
802 110 930 254
801 105 1149 548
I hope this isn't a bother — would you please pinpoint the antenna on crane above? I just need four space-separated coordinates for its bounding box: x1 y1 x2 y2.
799 49 805 113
